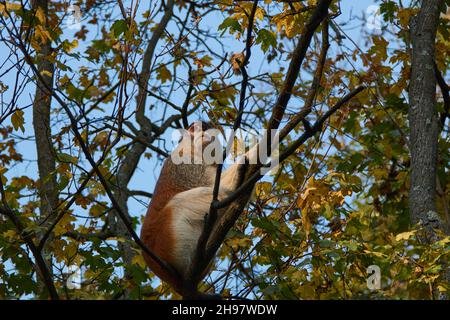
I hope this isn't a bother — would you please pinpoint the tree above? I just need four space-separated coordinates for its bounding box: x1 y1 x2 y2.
409 0 446 239
0 0 448 300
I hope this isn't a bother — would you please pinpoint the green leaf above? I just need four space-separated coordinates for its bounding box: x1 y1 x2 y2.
156 65 172 83
252 218 278 235
319 239 335 248
256 29 277 52
380 1 397 22
218 17 241 36
57 152 78 164
111 19 128 37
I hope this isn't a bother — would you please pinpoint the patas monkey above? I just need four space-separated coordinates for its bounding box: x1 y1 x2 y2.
140 121 257 295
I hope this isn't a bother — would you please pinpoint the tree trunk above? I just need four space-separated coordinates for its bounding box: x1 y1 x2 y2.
31 0 58 298
408 0 444 241
408 0 450 298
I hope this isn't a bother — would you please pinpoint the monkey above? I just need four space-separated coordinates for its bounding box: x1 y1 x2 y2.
140 121 258 297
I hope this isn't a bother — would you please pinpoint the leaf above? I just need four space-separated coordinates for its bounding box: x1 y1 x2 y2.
11 109 25 132
363 250 386 258
61 39 79 53
34 25 52 43
252 218 278 235
395 231 416 241
156 65 172 83
57 152 78 164
254 7 265 21
36 7 46 24
54 214 76 236
437 285 447 293
3 230 17 240
111 19 128 37
218 17 241 35
131 254 147 269
302 210 312 240
40 70 53 78
89 203 105 217
380 1 397 22
0 2 21 15
319 239 335 248
256 29 276 52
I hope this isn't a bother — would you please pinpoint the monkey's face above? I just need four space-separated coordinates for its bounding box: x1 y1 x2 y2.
188 121 216 157
172 121 221 165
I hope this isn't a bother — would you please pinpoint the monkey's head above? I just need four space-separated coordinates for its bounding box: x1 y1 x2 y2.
171 121 222 165
187 120 213 134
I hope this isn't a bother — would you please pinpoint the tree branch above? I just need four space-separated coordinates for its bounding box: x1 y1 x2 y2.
267 0 333 131
434 62 450 130
183 0 333 298
182 0 260 296
5 18 183 288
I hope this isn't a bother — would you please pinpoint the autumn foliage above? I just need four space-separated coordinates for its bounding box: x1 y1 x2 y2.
0 0 448 299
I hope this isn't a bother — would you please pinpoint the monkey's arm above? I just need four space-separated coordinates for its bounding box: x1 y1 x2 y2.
220 142 259 189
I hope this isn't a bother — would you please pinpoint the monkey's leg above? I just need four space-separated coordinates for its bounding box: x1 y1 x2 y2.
168 187 216 273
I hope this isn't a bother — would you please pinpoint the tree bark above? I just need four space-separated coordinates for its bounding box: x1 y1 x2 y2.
31 0 58 298
408 0 444 241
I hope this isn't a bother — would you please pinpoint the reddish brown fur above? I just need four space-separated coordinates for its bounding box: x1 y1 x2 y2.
140 121 220 293
141 205 179 290
140 162 189 291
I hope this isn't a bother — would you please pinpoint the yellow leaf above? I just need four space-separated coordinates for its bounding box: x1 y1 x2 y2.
3 230 17 240
302 210 312 240
440 6 450 21
11 109 25 132
255 7 265 21
65 242 78 259
132 254 147 268
255 181 272 197
363 250 385 258
395 231 416 242
373 168 388 180
437 285 447 293
34 25 52 43
54 214 76 236
36 7 46 23
58 75 70 86
6 2 21 10
0 2 21 14
40 70 53 78
63 39 79 53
